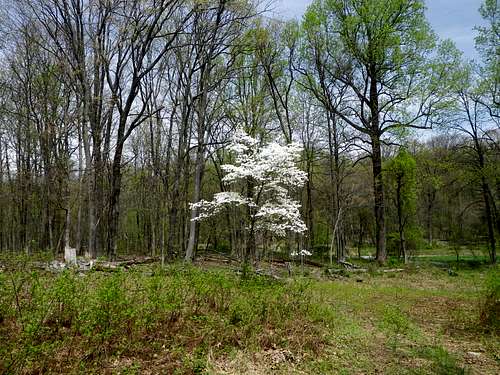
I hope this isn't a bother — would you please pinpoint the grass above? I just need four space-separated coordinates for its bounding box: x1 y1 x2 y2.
0 254 499 374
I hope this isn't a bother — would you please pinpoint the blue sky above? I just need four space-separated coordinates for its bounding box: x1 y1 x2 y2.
272 0 485 60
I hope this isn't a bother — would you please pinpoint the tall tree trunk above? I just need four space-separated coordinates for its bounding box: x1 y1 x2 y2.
369 70 386 263
76 122 84 255
167 95 190 262
80 88 98 259
475 140 496 264
185 79 208 262
327 112 344 263
372 135 386 263
107 140 124 261
185 142 205 261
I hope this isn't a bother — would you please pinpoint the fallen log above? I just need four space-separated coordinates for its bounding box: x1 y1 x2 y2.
339 261 361 269
111 256 160 267
23 256 160 273
92 264 122 272
268 258 324 268
381 268 405 273
196 255 237 264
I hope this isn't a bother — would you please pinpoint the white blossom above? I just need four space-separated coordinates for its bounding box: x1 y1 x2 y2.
191 129 308 238
221 133 307 187
190 192 249 221
254 197 307 236
227 129 259 156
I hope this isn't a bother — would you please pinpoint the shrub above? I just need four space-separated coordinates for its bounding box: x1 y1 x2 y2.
480 268 500 331
418 345 469 375
79 271 133 346
380 305 411 336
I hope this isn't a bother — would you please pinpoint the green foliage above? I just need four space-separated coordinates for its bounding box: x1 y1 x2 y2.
0 265 316 373
384 255 404 268
416 346 469 375
475 0 500 97
379 304 421 352
385 149 417 215
380 305 412 336
480 267 500 330
81 271 134 343
337 0 433 66
388 227 424 255
1 259 497 373
385 149 421 257
301 0 458 95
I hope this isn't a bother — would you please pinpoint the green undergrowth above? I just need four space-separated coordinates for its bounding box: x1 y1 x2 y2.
0 265 320 373
480 267 500 331
0 260 498 374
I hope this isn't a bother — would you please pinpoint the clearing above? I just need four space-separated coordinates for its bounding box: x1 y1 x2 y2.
0 253 498 374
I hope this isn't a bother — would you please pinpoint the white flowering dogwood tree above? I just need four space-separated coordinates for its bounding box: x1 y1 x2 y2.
191 129 308 262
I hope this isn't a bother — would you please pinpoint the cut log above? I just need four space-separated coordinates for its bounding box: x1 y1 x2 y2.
326 268 367 275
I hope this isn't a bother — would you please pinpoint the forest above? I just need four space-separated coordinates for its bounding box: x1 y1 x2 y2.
0 0 498 265
0 0 499 373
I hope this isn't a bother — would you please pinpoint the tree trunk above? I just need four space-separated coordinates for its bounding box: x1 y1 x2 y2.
166 95 190 262
372 135 386 263
326 112 345 263
185 143 205 261
368 68 387 263
107 140 124 261
475 141 496 264
76 124 84 255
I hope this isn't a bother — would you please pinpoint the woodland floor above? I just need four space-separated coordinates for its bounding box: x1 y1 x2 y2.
0 250 499 374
